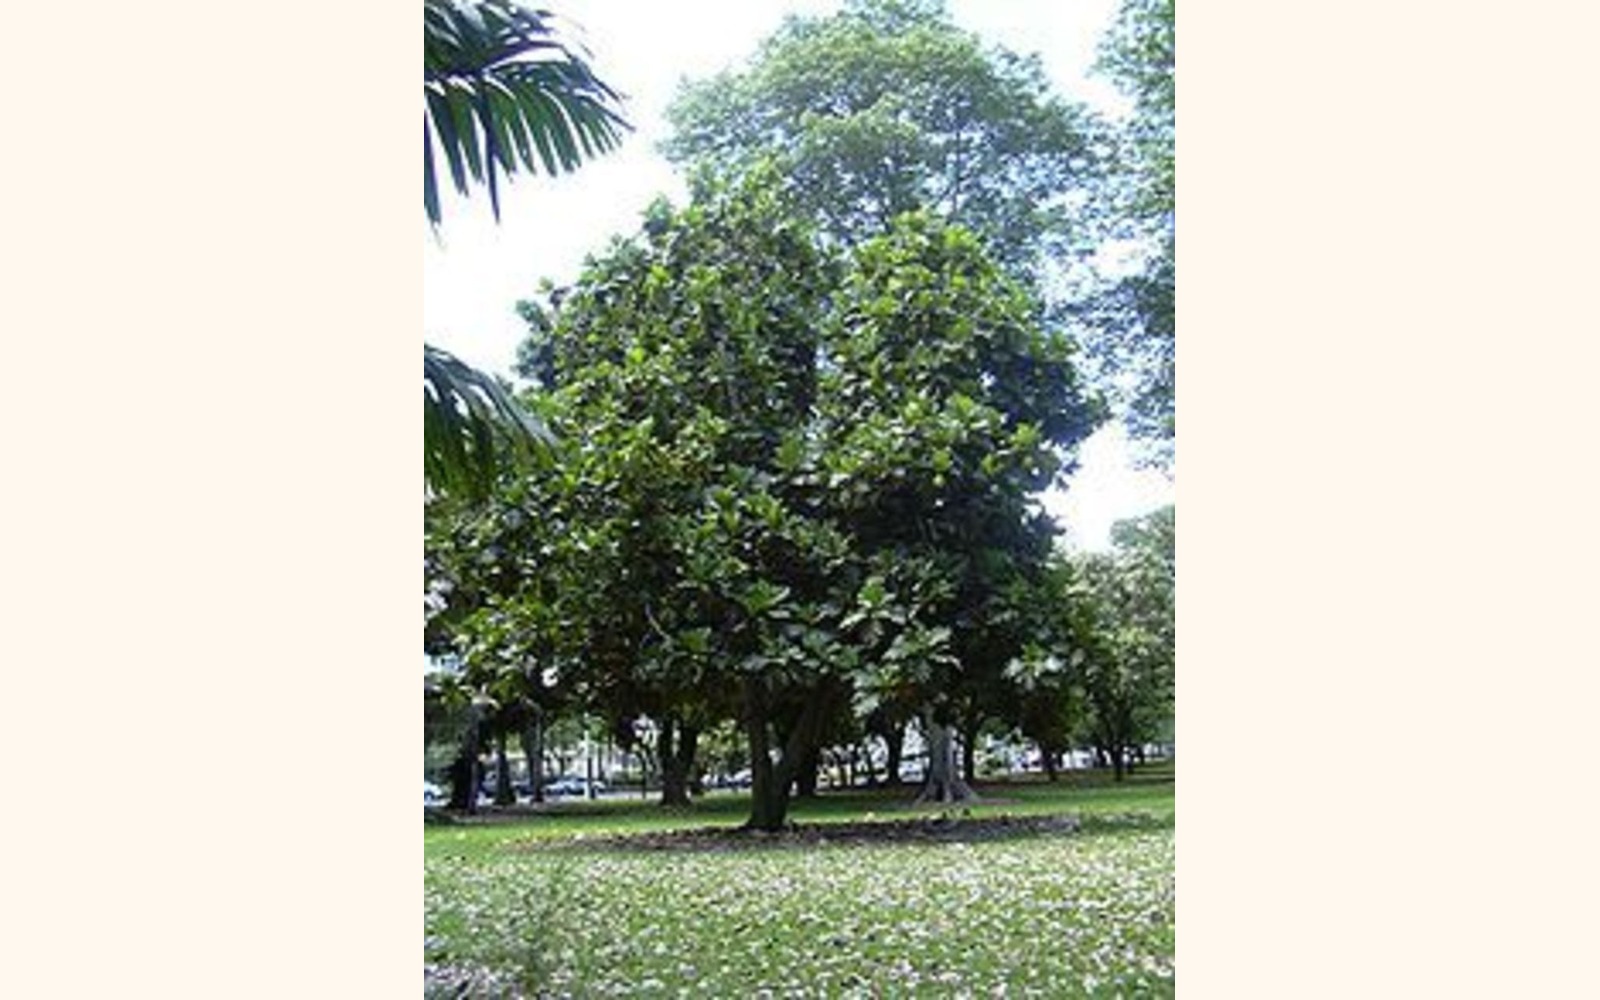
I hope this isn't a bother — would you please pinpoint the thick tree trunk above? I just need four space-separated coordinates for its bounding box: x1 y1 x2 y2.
1111 744 1126 782
743 680 824 831
1042 745 1059 782
745 700 789 831
916 718 977 804
493 732 515 805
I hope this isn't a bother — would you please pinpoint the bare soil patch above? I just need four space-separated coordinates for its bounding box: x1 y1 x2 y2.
516 812 1084 853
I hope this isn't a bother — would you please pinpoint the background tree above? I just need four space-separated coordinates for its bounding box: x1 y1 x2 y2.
665 0 1177 463
1006 647 1086 782
425 464 582 809
1111 503 1175 575
1053 505 1174 780
1080 0 1175 462
663 0 1096 284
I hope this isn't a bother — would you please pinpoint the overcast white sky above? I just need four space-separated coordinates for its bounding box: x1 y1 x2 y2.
423 0 1171 550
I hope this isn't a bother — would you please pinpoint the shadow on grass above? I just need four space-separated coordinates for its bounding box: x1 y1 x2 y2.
513 808 1172 855
429 769 1174 831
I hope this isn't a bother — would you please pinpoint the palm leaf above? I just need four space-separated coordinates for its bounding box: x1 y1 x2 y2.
423 0 630 226
422 2 626 502
424 344 554 501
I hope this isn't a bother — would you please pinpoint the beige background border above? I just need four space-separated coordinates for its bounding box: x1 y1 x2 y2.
5 0 416 994
1181 1 1600 995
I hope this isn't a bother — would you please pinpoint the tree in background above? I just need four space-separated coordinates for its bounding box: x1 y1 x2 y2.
423 0 629 500
1057 504 1175 780
665 0 1176 470
663 0 1096 284
1082 0 1175 463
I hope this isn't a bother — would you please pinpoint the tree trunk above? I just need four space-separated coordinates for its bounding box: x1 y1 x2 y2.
1042 745 1059 782
657 717 683 806
745 695 788 831
658 717 697 807
678 724 700 796
447 707 482 813
493 731 515 805
548 750 572 780
743 680 824 832
960 719 980 785
519 713 544 804
794 745 821 799
1112 744 1126 782
884 723 905 788
916 717 976 804
584 738 597 800
446 747 476 812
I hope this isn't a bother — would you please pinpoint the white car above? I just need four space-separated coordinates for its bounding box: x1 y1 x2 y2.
424 781 445 806
544 776 606 797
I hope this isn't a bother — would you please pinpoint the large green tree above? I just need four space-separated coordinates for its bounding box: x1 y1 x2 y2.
423 0 629 501
495 171 1102 824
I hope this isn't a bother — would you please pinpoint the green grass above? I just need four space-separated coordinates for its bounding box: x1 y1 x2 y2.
425 764 1174 997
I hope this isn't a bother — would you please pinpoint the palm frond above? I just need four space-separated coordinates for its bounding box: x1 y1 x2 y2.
424 344 554 501
423 0 630 225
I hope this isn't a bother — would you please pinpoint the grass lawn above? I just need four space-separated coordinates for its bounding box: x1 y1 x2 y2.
425 763 1174 998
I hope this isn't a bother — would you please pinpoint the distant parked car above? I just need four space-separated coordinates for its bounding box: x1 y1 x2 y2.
424 781 444 806
544 776 607 797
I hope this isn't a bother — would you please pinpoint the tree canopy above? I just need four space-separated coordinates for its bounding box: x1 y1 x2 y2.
662 0 1096 282
663 0 1175 463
